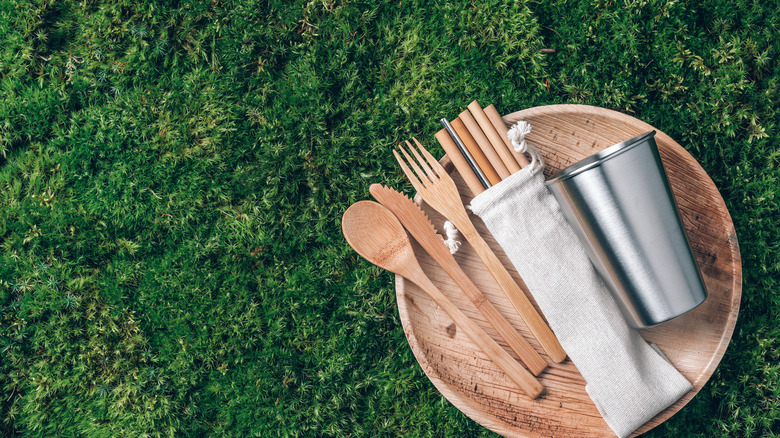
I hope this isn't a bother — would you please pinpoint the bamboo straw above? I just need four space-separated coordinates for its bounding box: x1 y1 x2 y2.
434 129 485 196
451 118 501 186
468 100 522 174
458 109 511 179
485 104 530 168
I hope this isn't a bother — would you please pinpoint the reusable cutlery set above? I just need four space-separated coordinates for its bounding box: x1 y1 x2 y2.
341 101 564 399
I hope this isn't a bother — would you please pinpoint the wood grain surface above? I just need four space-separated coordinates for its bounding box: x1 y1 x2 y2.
394 104 742 437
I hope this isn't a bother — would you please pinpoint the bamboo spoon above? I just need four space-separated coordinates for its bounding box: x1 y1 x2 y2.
342 201 545 399
369 184 548 376
484 104 530 168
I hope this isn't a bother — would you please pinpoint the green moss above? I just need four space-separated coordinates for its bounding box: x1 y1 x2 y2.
1 0 778 436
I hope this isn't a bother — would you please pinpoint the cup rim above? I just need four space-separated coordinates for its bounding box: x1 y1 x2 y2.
545 130 657 184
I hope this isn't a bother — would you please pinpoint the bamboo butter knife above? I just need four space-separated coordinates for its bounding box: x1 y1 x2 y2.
369 184 548 376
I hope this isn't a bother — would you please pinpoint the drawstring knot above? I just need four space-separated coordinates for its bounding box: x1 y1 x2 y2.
506 120 544 170
442 221 461 254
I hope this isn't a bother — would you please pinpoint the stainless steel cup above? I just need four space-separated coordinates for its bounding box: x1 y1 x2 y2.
546 131 707 328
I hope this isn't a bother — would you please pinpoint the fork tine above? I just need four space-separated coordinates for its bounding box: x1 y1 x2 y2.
413 137 447 177
393 148 426 192
398 143 431 188
405 140 438 181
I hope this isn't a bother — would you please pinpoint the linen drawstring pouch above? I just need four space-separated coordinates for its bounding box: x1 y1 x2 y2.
468 128 693 438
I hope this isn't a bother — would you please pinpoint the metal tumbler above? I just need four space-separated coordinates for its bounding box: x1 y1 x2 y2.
546 131 707 328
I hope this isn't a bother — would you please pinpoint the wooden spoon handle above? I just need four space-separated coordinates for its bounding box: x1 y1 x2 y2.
446 264 549 376
452 215 568 364
410 266 544 399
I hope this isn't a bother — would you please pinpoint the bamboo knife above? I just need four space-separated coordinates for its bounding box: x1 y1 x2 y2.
369 183 548 376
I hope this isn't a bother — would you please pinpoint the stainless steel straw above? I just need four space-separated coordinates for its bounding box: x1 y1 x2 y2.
440 118 491 189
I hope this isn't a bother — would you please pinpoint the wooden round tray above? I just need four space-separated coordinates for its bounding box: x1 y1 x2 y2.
395 104 742 437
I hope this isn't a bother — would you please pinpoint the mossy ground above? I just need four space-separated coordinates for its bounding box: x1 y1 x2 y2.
1 0 778 436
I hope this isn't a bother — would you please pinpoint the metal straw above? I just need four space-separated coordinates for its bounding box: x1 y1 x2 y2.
440 118 491 189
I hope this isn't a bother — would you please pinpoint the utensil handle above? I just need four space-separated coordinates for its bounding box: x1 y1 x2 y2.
410 268 545 399
444 262 548 376
453 214 567 363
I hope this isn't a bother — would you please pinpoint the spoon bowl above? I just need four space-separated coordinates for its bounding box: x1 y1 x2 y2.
341 201 417 278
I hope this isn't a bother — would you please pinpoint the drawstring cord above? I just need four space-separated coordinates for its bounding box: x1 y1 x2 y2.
507 120 544 170
442 221 461 254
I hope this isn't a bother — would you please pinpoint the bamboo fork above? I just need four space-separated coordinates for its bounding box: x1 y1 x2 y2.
393 138 567 363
